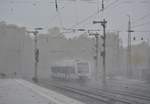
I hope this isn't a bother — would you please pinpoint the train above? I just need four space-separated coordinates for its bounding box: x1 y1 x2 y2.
50 59 91 81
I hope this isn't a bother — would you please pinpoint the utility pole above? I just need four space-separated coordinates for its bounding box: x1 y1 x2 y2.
89 33 99 80
93 19 107 84
127 15 134 79
27 28 43 83
102 19 107 84
92 0 107 84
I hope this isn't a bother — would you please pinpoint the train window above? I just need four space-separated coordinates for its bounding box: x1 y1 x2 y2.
51 66 75 74
77 62 89 74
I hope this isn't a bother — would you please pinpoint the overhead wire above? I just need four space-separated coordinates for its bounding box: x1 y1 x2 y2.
54 0 150 37
8 0 119 29
96 0 100 17
8 0 150 35
104 0 111 4
103 0 120 11
74 0 79 26
132 13 150 24
57 11 64 29
132 21 150 28
69 0 120 29
133 30 150 32
54 0 64 28
49 0 75 29
70 10 100 28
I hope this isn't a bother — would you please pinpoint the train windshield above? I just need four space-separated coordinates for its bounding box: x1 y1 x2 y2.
77 62 89 74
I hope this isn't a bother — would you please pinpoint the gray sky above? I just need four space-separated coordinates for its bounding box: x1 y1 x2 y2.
0 0 150 46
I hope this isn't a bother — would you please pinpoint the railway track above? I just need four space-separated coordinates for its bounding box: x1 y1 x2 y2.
40 80 150 104
107 80 150 92
95 87 150 102
91 88 150 104
103 80 150 98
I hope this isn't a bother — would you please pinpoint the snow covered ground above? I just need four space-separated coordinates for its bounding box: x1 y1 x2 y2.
0 79 84 104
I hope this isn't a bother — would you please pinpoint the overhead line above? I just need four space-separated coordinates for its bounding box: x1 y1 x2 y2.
104 0 120 11
63 28 150 33
132 13 150 24
132 21 150 28
69 0 120 29
70 10 100 28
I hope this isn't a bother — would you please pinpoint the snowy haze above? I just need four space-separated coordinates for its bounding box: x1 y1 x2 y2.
0 0 150 46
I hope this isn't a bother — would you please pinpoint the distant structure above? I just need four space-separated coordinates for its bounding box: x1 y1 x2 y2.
130 42 150 80
0 23 150 81
38 28 123 80
38 28 150 81
0 21 34 79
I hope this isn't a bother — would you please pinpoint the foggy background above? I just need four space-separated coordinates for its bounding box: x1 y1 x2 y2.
0 0 150 46
0 0 150 82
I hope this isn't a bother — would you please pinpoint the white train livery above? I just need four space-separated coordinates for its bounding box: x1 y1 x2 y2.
51 59 91 80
